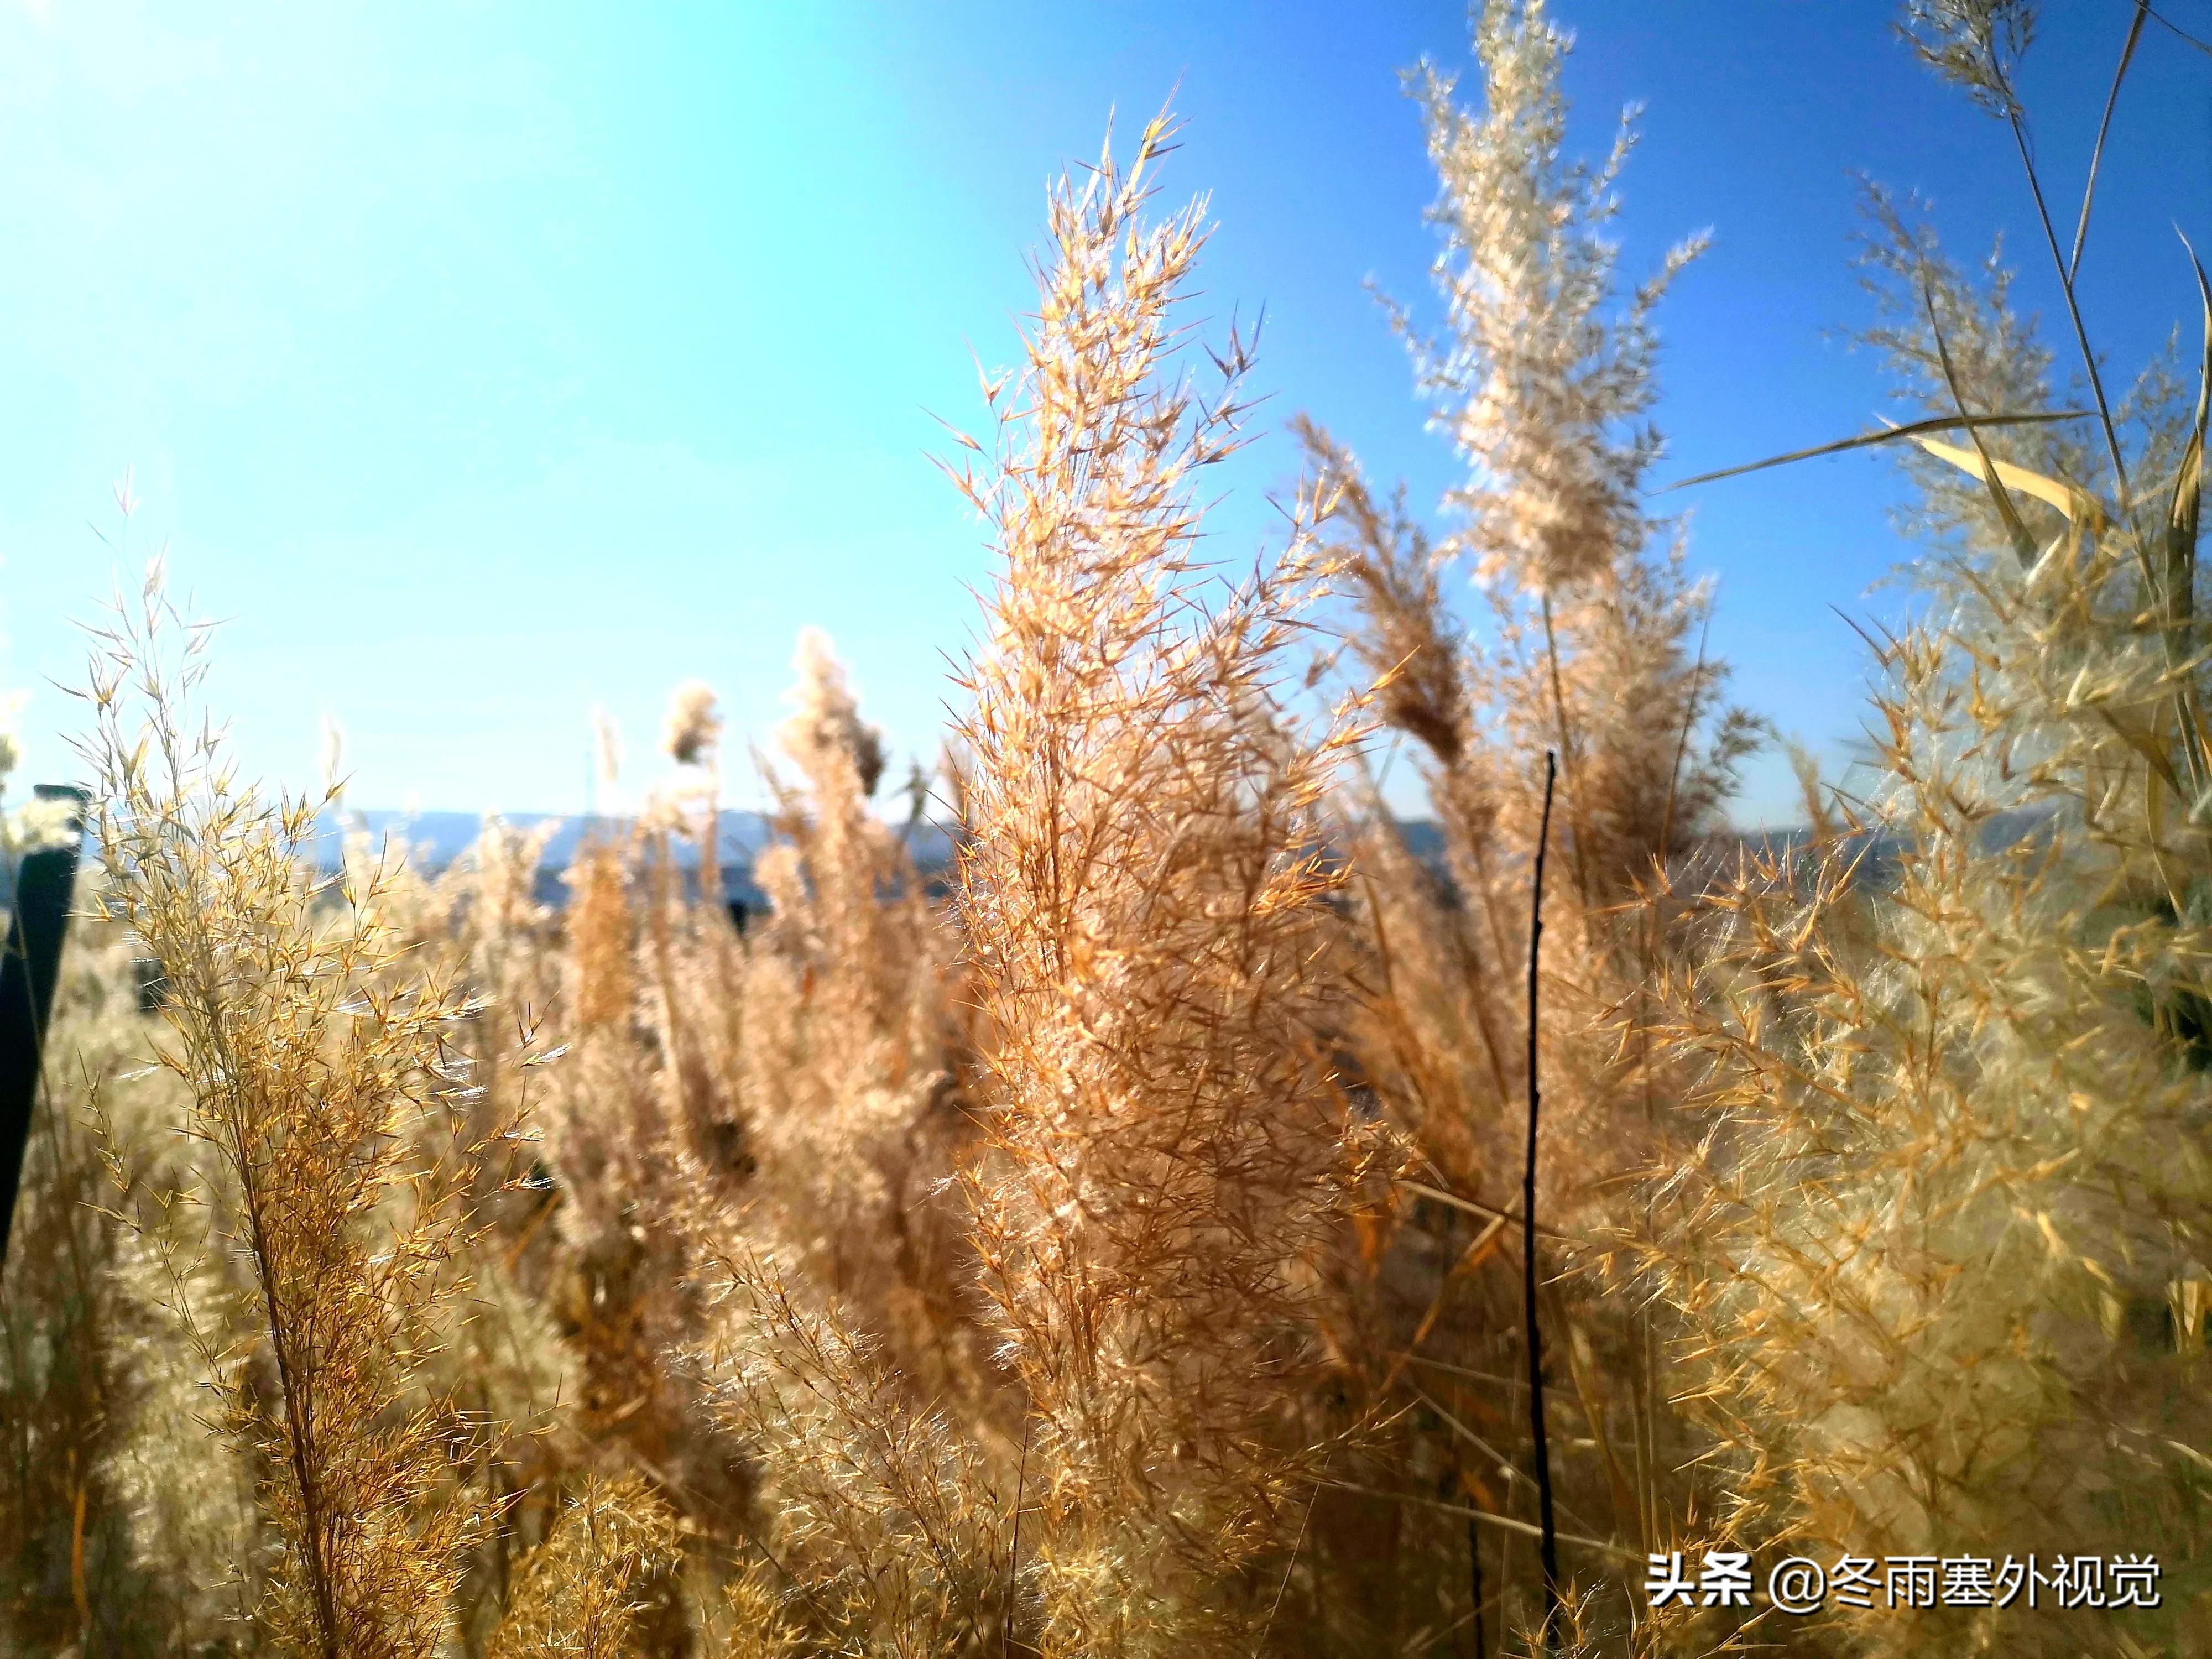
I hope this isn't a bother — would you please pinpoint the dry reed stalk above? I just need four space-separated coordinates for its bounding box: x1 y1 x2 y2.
665 637 987 1652
570 833 637 1039
741 633 963 1340
78 566 522 1659
486 1473 680 1659
1289 8 1764 1646
1626 11 2212 1651
1519 753 1559 1653
688 1238 1011 1652
945 107 1371 1656
2 913 264 1653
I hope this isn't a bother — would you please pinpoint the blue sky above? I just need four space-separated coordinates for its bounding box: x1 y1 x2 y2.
4 1 2208 825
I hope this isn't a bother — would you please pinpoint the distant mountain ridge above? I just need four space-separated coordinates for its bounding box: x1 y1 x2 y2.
5 804 2053 915
309 808 961 911
312 805 2061 900
311 809 780 873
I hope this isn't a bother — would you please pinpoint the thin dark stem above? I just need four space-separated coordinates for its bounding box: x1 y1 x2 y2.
2147 5 2212 60
243 1170 343 1659
2070 1 2150 283
1254 1479 1321 1658
1524 751 1561 1653
1996 78 2130 507
1538 595 1593 913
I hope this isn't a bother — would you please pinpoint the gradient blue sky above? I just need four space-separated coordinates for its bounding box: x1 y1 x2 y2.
4 2 2209 824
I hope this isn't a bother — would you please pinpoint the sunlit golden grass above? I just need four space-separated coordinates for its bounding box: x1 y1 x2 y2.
2 2 2209 1656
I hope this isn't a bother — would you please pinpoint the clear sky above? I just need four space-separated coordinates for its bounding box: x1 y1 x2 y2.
4 1 2209 825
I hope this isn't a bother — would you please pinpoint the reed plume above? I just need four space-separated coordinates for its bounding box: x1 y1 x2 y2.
1284 5 1762 1646
946 108 1368 1655
1631 7 2212 1651
486 1474 679 1659
79 566 519 1659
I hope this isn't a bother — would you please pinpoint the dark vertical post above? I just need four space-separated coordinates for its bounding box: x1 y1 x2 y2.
1524 752 1561 1652
0 785 89 1266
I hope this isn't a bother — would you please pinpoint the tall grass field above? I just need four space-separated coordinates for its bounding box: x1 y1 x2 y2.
4 2 2210 1654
